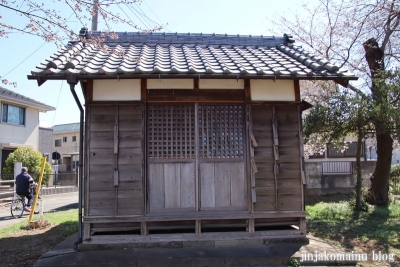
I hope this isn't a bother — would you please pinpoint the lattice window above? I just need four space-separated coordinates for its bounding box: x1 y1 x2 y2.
148 105 195 159
198 105 244 159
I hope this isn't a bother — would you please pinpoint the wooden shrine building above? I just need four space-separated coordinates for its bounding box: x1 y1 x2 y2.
28 30 356 245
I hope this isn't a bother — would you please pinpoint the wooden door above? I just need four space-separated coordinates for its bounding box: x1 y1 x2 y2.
198 105 247 211
147 104 247 213
147 104 196 212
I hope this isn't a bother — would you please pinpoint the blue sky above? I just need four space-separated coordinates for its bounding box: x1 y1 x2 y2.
0 0 304 127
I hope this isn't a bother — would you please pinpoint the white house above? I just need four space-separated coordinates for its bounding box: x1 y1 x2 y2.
0 86 55 172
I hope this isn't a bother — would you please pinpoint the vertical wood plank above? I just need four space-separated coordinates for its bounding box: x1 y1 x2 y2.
215 163 231 207
273 106 278 211
189 106 192 158
251 188 257 203
230 162 247 208
195 103 199 211
206 106 210 158
298 106 306 211
164 163 180 208
114 187 118 216
141 104 147 215
246 105 253 212
85 105 91 216
180 163 195 208
148 163 164 211
200 163 215 209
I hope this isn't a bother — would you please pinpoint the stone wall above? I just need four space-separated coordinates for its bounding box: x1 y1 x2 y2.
305 161 375 195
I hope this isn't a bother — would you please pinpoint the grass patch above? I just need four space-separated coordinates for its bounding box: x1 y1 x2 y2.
0 208 78 266
0 208 78 238
306 196 400 265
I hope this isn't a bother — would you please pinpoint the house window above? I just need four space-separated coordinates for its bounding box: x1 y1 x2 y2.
55 139 62 147
327 142 361 158
63 137 67 143
72 136 77 142
1 103 25 125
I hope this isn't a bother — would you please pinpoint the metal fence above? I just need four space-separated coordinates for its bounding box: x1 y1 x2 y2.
322 161 353 175
0 172 77 187
50 172 77 186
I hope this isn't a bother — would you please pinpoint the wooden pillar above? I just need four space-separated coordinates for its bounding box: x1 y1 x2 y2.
141 79 147 215
247 218 255 233
141 222 148 235
294 80 300 101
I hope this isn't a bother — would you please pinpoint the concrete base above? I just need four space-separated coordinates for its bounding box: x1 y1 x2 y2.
34 233 358 267
80 234 309 251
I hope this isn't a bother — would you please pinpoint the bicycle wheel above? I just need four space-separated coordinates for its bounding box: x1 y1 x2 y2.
10 198 25 218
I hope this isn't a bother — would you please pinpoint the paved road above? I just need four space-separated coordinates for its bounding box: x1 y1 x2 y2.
0 192 78 230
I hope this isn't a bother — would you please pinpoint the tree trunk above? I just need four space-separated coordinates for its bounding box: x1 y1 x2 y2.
355 130 362 211
369 132 392 205
363 38 392 206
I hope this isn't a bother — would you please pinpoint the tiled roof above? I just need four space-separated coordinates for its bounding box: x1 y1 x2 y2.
52 122 81 133
29 30 356 81
0 86 55 112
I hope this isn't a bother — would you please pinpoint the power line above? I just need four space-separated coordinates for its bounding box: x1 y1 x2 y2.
125 4 153 30
141 0 164 26
130 3 156 29
133 2 160 28
1 41 47 79
52 81 64 127
141 0 172 32
1 12 76 79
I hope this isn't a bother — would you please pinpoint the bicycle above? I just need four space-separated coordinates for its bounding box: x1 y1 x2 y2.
10 195 42 218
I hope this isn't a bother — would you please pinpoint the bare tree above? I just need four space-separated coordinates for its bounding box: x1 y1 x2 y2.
270 0 400 206
0 0 162 85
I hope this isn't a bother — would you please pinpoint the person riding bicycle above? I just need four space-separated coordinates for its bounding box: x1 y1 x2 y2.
15 167 35 212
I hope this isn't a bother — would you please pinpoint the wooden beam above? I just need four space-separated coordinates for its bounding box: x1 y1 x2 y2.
84 79 93 102
244 79 251 101
194 78 199 90
84 211 307 223
147 89 245 102
141 79 147 102
294 80 300 101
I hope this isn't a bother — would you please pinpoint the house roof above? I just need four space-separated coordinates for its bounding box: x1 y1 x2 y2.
52 122 81 133
0 86 55 112
28 29 357 85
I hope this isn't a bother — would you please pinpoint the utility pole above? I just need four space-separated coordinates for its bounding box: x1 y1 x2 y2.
91 0 99 31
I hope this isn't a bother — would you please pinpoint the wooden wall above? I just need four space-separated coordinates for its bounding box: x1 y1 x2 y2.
200 162 247 211
251 105 302 212
149 162 196 212
83 78 306 241
87 104 144 216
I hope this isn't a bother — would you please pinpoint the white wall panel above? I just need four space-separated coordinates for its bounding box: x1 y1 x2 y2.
250 80 295 101
147 79 192 89
93 80 141 101
199 79 244 89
